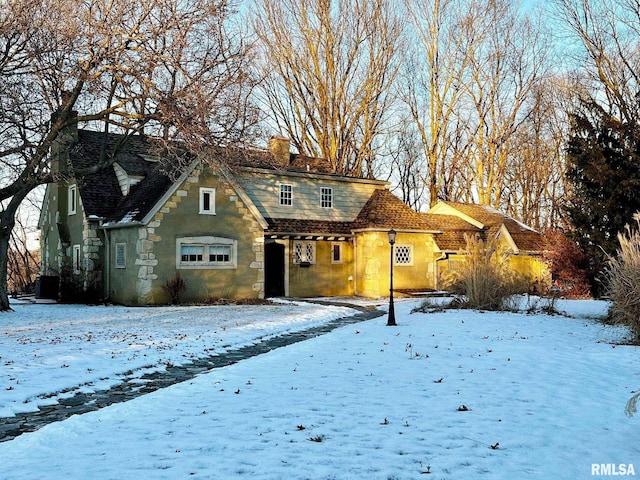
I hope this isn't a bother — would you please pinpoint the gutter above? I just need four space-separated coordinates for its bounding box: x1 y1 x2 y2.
101 220 143 230
350 228 441 235
434 252 448 290
104 223 110 301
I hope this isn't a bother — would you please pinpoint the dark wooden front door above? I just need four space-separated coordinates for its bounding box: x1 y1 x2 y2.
265 242 285 297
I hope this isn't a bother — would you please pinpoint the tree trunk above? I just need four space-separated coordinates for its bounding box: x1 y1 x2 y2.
0 189 30 311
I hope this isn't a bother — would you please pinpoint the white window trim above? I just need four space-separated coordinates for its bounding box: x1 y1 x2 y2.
320 187 333 208
394 244 414 266
176 236 237 269
331 242 343 264
72 244 81 273
279 184 293 206
68 184 77 216
293 240 316 264
199 187 216 215
115 243 127 269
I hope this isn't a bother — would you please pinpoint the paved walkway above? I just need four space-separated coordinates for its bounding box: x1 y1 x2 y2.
0 300 384 442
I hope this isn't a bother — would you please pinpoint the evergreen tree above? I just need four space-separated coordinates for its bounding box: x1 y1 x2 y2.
565 100 640 295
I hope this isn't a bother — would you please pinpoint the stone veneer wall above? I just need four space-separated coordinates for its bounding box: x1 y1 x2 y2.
228 188 266 297
82 218 104 291
134 170 265 304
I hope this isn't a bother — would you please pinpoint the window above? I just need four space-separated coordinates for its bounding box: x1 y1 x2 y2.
180 245 204 262
320 187 333 208
293 240 316 264
279 184 293 206
199 187 216 215
209 245 231 263
331 242 342 264
177 236 237 269
72 244 81 272
394 244 413 266
115 243 127 268
68 184 77 215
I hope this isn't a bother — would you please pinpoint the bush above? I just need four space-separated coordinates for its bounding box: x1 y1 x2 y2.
542 228 592 299
164 271 186 305
58 265 102 304
441 233 525 311
604 215 640 340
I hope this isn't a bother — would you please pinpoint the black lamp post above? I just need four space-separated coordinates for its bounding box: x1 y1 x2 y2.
387 229 397 326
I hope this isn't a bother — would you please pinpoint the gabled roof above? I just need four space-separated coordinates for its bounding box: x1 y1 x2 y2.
352 189 438 231
69 130 366 226
69 130 177 224
420 213 484 252
427 201 546 253
265 190 443 239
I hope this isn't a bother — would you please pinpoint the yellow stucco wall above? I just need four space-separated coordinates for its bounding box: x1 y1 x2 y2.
355 231 437 298
507 255 551 290
437 251 550 292
286 240 355 297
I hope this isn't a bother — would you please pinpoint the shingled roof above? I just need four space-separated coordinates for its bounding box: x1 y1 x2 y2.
69 130 177 224
68 129 375 227
430 201 547 253
265 218 354 237
420 213 484 251
352 189 438 231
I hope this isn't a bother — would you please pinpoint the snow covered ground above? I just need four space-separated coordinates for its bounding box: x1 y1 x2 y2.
1 297 639 479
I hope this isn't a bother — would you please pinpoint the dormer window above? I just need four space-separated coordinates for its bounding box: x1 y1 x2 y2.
113 163 142 196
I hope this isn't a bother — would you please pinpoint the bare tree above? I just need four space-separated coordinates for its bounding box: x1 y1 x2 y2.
7 206 40 296
386 120 428 211
0 0 259 311
550 0 640 123
250 0 403 177
401 0 492 207
502 76 572 230
464 0 550 208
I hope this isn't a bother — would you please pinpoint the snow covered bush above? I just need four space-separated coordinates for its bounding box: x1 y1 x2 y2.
441 233 525 311
604 214 640 340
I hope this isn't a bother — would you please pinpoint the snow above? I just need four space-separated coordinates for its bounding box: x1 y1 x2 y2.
1 297 639 479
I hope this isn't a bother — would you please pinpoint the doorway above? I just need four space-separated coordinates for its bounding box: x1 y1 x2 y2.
265 241 285 297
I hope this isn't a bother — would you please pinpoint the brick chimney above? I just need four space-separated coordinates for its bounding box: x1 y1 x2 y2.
269 136 291 166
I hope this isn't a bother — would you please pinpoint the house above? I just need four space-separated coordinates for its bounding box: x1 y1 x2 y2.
38 126 549 305
423 201 550 290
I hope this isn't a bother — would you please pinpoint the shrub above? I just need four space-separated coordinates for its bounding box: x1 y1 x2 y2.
58 265 102 304
164 271 186 305
542 228 592 299
441 233 525 311
604 215 640 340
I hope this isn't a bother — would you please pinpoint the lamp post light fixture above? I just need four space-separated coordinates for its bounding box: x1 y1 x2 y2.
387 229 397 326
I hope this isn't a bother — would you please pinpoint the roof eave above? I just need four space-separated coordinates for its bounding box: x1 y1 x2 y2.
266 231 354 239
351 228 440 234
239 166 389 186
101 220 144 230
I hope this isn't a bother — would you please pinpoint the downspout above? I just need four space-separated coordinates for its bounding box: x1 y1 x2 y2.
434 252 448 290
353 235 358 296
102 222 110 301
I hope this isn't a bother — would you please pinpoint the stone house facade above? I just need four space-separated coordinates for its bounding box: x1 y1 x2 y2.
38 128 549 305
